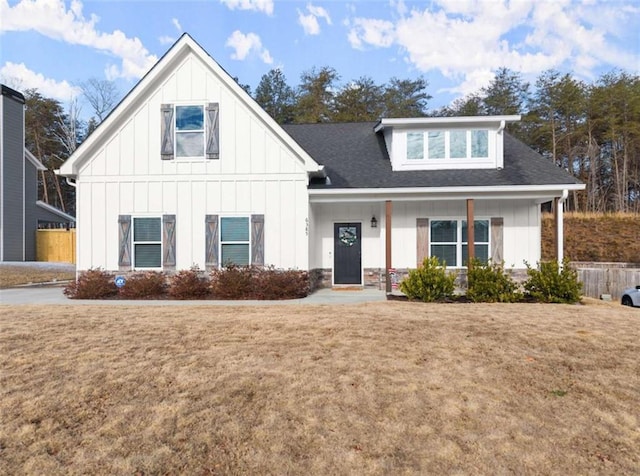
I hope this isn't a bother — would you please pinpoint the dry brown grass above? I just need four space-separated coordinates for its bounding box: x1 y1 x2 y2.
542 212 640 263
0 265 75 289
1 302 639 475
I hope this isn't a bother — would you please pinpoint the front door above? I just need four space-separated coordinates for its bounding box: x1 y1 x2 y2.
334 223 362 285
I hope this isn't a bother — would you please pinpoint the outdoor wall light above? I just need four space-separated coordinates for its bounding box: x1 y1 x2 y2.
371 216 378 228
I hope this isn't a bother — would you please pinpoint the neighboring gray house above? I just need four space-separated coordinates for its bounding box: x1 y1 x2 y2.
0 84 75 261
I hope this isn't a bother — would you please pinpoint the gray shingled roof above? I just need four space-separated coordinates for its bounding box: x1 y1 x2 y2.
282 122 582 189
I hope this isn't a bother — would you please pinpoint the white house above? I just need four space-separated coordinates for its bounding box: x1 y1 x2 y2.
58 34 584 290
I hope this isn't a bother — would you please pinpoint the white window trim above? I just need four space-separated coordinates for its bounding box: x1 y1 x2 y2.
429 218 491 268
396 128 496 170
132 216 163 270
219 215 252 267
174 103 205 161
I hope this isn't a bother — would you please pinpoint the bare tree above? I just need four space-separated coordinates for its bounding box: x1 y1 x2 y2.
80 78 119 123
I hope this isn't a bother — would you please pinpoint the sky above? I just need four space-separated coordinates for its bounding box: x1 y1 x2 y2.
1 0 639 117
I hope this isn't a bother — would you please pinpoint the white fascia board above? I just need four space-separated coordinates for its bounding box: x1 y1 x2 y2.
25 149 46 171
374 115 522 132
309 183 585 203
36 200 76 222
59 34 323 178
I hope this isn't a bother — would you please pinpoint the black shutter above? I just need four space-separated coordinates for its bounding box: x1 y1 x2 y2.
163 215 176 269
205 214 219 269
206 103 219 159
491 217 504 263
251 214 264 266
161 104 174 160
118 215 132 270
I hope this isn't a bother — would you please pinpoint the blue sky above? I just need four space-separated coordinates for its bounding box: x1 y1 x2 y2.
1 0 639 116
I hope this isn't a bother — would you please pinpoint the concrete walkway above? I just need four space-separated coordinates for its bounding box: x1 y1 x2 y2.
0 284 387 306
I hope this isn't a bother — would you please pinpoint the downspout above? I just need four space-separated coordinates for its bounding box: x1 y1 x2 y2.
557 189 568 266
496 120 506 169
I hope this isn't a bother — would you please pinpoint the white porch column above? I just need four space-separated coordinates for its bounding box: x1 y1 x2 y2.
556 190 568 265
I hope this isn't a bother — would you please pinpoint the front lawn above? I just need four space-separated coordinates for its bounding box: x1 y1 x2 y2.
1 302 638 474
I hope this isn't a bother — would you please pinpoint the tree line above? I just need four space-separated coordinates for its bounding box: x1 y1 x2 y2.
253 66 639 213
19 66 640 215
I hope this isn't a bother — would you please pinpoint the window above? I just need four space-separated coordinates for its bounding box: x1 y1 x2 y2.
133 217 162 268
430 219 489 267
220 217 250 266
471 130 488 158
175 105 204 158
405 129 490 161
449 130 467 158
407 132 424 160
161 103 219 161
428 131 445 159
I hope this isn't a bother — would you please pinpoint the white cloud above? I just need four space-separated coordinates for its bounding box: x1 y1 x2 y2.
159 35 175 45
347 0 639 96
0 0 157 81
0 62 81 100
220 0 273 15
348 18 395 49
298 4 332 35
158 17 183 46
225 31 273 64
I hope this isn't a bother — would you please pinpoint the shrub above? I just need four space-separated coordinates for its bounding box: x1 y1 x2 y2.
210 264 254 299
119 271 166 299
210 265 310 300
523 258 582 304
466 259 522 303
167 266 210 299
399 256 457 302
253 267 309 300
64 268 118 299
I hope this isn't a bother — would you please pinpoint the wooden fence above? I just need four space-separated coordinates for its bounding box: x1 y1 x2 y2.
36 229 76 264
573 262 640 299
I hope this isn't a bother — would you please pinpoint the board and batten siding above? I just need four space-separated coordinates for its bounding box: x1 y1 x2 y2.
74 51 310 271
310 199 541 271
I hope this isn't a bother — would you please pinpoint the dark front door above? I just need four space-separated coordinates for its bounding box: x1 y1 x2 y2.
334 223 362 285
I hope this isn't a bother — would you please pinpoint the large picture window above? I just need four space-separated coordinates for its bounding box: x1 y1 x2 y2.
175 105 204 158
220 217 250 266
430 219 489 267
133 217 162 268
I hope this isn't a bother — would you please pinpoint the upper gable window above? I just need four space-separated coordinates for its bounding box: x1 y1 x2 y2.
161 103 219 161
405 129 489 161
176 106 204 158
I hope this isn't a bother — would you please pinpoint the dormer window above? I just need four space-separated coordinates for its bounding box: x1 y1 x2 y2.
375 115 520 171
405 129 489 161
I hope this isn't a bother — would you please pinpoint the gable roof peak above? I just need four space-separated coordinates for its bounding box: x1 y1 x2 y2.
59 33 322 177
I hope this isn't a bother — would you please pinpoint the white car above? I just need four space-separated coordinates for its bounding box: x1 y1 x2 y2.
621 286 640 307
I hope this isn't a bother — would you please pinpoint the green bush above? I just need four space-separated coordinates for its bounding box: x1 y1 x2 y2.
119 271 166 299
63 268 118 299
466 259 522 303
168 266 210 299
523 258 582 304
399 256 457 302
